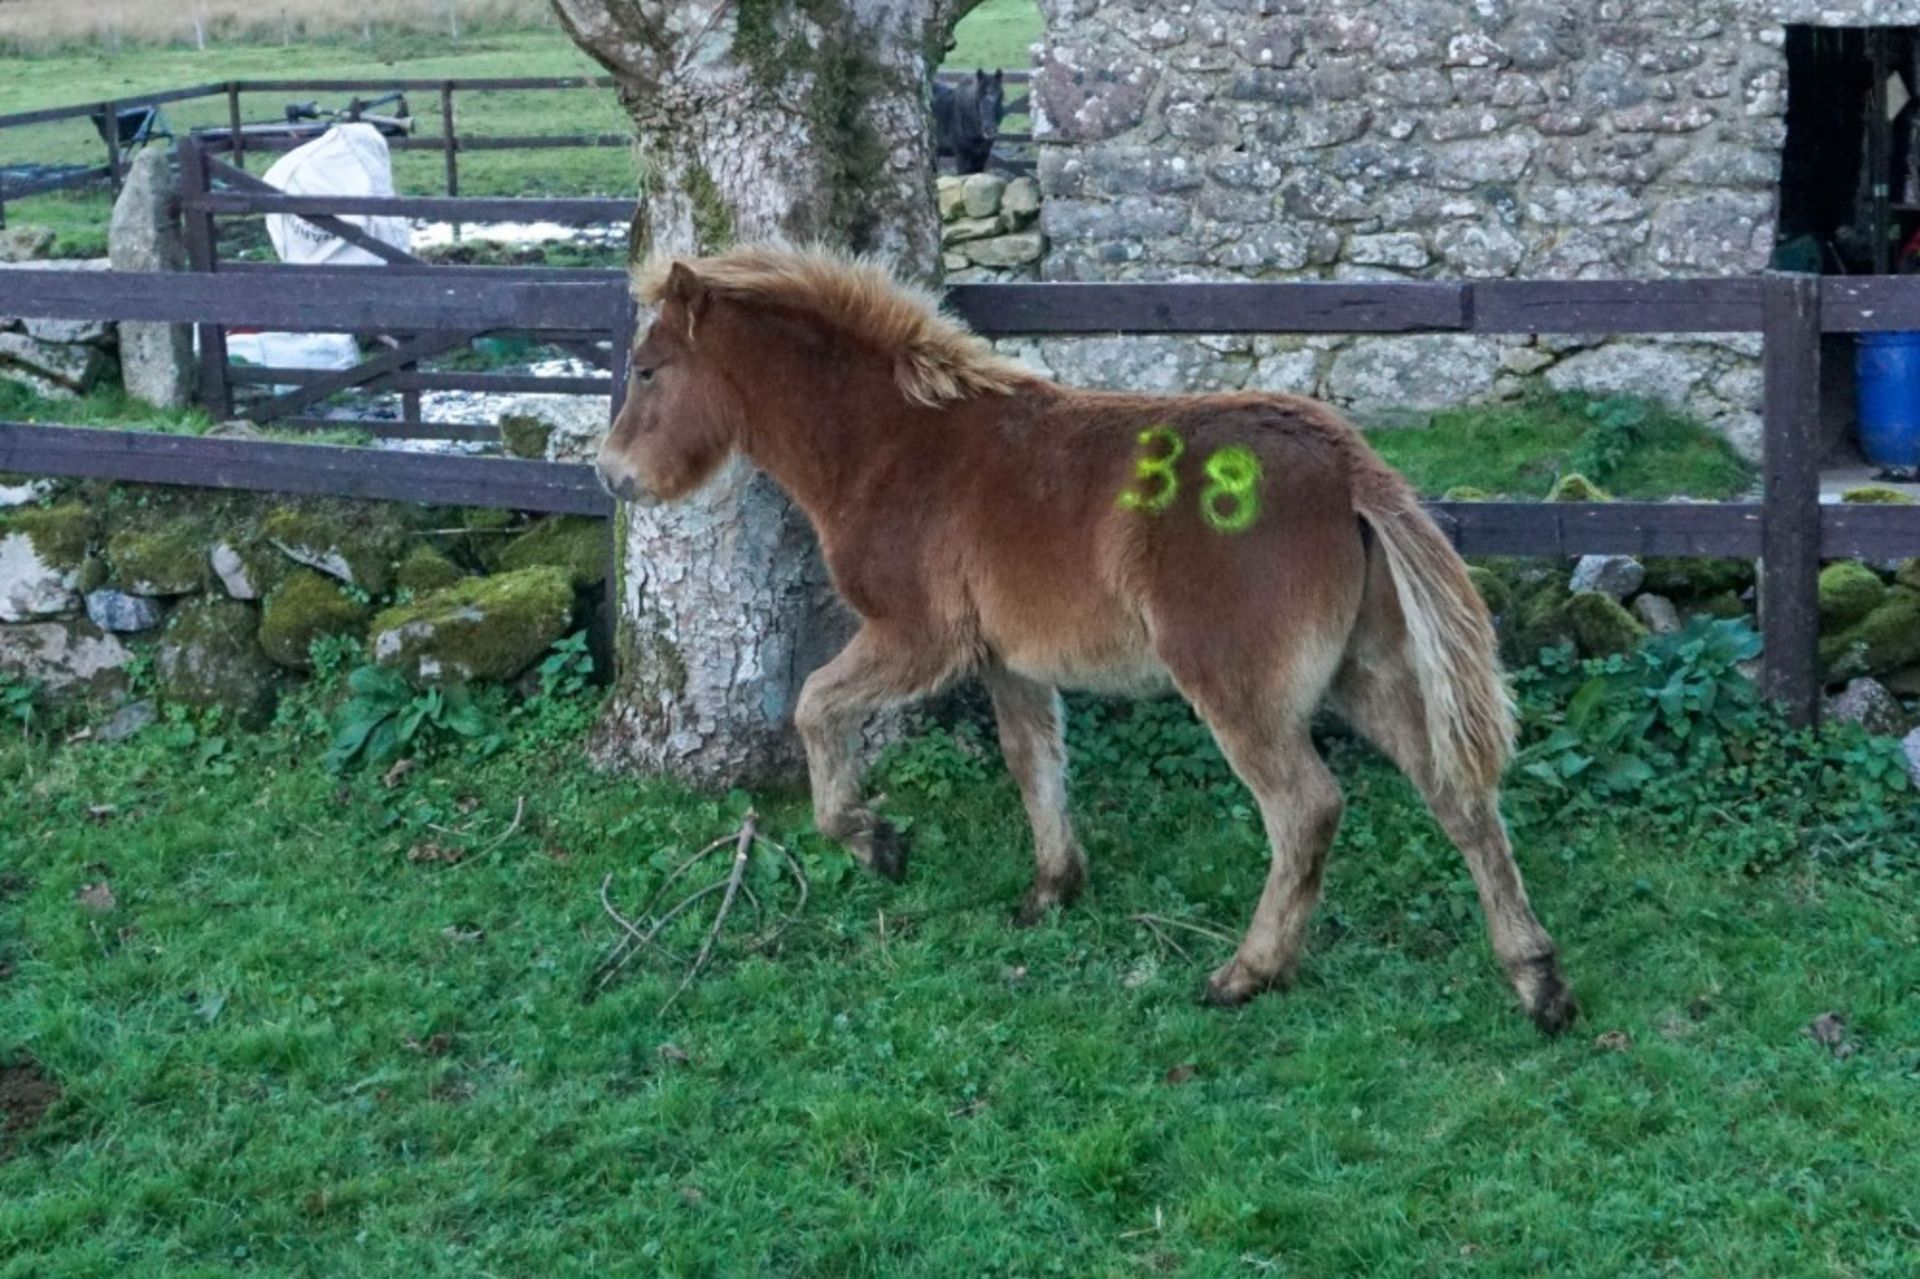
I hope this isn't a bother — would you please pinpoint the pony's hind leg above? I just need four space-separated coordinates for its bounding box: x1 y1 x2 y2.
981 665 1085 926
796 626 953 882
1185 701 1346 1006
1331 649 1576 1035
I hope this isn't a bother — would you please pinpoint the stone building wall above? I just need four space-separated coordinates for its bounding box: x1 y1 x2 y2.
1020 0 1920 460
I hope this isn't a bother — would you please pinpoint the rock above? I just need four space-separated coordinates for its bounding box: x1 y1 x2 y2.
0 619 132 695
0 226 55 261
1641 556 1753 600
1034 50 1158 143
1569 554 1644 601
261 508 397 593
1545 343 1715 408
0 504 90 622
1631 593 1682 635
394 545 464 594
1001 176 1041 223
108 147 195 410
1898 558 1920 592
1818 562 1887 628
209 541 266 601
1547 473 1609 502
1433 221 1527 278
961 173 1006 219
1565 591 1647 657
0 330 111 398
1345 232 1430 269
258 570 370 670
0 479 52 509
1826 677 1910 737
97 698 157 743
941 216 1002 246
1820 586 1920 680
84 589 165 633
1902 727 1920 789
936 176 968 222
154 598 279 728
368 567 574 684
106 522 206 596
498 413 554 461
498 517 607 588
963 233 1046 268
1648 193 1771 273
1324 335 1502 425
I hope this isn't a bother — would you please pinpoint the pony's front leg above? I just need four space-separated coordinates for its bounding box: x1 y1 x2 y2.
794 626 950 882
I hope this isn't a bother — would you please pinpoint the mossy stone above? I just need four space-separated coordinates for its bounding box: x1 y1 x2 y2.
459 507 522 570
1697 590 1748 620
155 598 279 728
258 570 371 670
261 507 399 594
499 413 555 460
1820 585 1920 679
394 545 464 594
1640 556 1756 601
1818 562 1887 628
1548 473 1610 502
368 566 574 684
1839 485 1916 505
1442 485 1491 502
1499 574 1576 664
106 521 207 596
0 503 92 571
1564 590 1647 657
73 556 108 595
1896 558 1920 593
1465 565 1511 618
498 517 608 588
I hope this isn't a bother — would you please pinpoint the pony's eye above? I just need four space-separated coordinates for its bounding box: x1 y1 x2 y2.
635 367 655 384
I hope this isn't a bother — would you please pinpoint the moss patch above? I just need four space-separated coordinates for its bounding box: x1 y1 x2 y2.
1839 485 1916 505
0 503 92 571
369 567 574 684
394 545 464 595
1640 556 1755 601
1547 473 1609 503
155 598 279 729
1465 565 1511 618
1442 485 1490 502
499 413 554 461
258 571 371 670
106 521 207 596
1818 562 1887 629
262 507 400 594
1564 590 1647 657
1820 585 1920 679
498 517 608 588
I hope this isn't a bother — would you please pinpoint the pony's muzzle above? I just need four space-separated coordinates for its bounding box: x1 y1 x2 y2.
594 459 656 507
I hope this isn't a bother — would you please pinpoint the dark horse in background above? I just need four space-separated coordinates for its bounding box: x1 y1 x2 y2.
934 68 1005 174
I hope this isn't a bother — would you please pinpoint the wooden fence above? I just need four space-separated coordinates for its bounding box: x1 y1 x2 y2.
4 265 1919 723
0 71 1032 224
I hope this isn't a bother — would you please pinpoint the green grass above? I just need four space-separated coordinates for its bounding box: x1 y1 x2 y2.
1371 393 1757 501
2 656 1916 1275
946 0 1043 70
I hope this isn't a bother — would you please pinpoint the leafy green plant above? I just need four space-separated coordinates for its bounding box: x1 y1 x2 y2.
1 673 37 739
325 666 498 772
533 631 595 700
1568 395 1652 487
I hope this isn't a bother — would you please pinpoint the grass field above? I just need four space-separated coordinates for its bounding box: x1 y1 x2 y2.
2 631 1918 1274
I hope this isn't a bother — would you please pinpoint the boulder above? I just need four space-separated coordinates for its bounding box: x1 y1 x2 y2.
1569 554 1644 601
961 172 1007 218
368 566 573 684
937 176 968 222
97 698 157 743
258 570 370 670
1817 562 1887 628
963 232 1046 268
108 147 195 410
1903 727 1920 790
0 619 132 695
84 589 166 633
154 598 279 728
0 504 90 622
1547 472 1610 502
1820 586 1920 680
394 545 464 594
1641 556 1754 600
106 521 206 596
497 517 606 588
1565 590 1646 657
261 507 398 593
942 215 1001 246
1001 176 1042 224
1826 677 1910 737
1631 593 1682 635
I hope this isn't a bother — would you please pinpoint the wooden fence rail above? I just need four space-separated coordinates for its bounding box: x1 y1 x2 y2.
2 266 1917 723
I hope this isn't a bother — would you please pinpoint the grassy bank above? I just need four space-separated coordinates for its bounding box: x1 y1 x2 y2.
1 629 1915 1274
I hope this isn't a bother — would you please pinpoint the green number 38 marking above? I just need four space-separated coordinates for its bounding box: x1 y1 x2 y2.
1117 425 1184 515
1116 425 1264 534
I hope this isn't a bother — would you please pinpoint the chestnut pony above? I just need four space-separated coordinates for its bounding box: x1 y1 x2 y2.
598 245 1575 1034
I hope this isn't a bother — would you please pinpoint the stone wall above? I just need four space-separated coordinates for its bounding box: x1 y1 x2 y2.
0 260 117 400
0 477 608 727
939 172 1046 280
1022 0 1920 458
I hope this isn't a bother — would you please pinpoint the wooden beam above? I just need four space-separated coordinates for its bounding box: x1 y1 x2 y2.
189 191 633 223
947 281 1470 335
1758 274 1824 726
242 331 475 423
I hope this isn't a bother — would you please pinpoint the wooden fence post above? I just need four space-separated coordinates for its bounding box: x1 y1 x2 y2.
1759 272 1823 726
102 98 122 194
440 82 459 197
178 138 234 420
227 82 246 172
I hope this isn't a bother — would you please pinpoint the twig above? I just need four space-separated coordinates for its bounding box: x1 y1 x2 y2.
1133 912 1236 948
1134 914 1191 963
658 810 757 1015
451 796 526 869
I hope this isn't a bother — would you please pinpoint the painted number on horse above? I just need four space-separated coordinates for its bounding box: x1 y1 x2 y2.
1117 426 1264 533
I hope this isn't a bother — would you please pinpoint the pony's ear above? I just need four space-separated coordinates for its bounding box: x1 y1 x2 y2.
990 69 1003 87
975 67 989 86
664 261 709 319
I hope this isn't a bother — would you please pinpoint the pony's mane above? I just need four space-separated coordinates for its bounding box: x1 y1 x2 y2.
633 245 1027 407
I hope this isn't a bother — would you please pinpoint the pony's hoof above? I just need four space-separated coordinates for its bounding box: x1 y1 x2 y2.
1523 965 1579 1037
1012 892 1054 929
1012 864 1085 928
1199 958 1277 1008
858 820 908 883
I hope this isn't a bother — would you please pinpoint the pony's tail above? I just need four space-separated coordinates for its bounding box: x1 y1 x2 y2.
1351 460 1515 796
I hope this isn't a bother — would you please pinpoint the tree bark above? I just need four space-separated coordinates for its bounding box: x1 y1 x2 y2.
550 0 959 784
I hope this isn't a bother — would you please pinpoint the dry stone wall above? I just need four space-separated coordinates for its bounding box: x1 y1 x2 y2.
1018 0 1920 457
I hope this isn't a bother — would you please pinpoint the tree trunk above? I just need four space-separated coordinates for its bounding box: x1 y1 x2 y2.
550 0 958 784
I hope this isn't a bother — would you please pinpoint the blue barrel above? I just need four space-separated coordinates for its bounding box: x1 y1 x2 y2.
1856 332 1920 468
